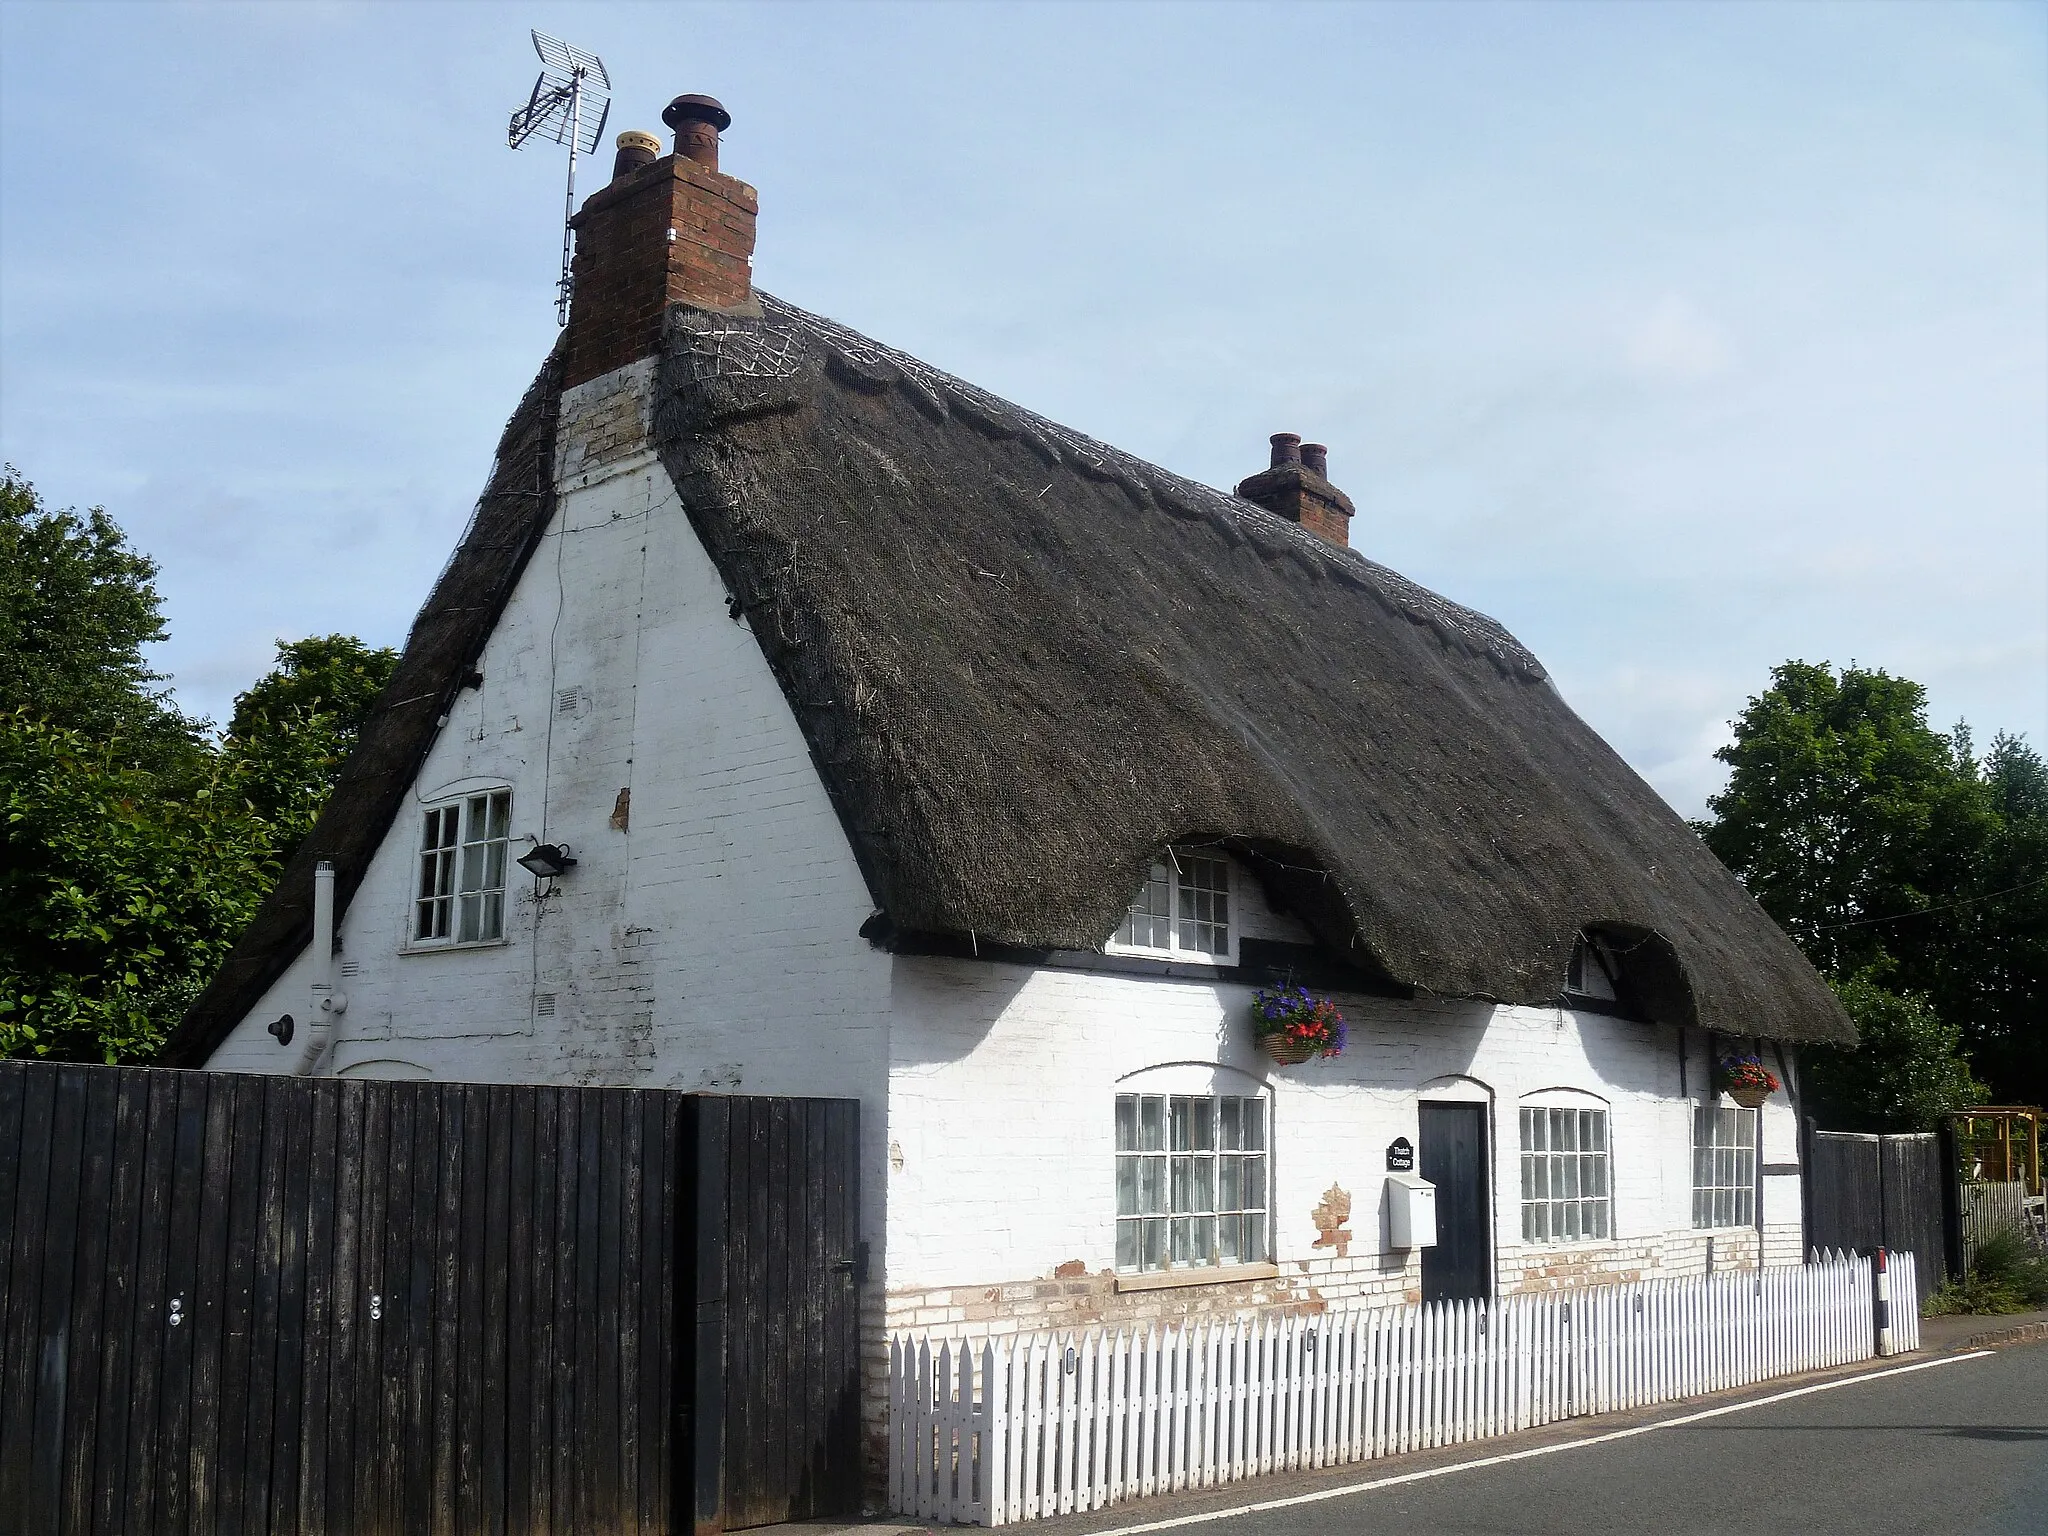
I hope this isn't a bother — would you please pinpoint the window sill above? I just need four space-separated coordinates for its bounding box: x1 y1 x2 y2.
1103 943 1240 969
1114 1262 1279 1294
1518 1237 1618 1251
400 937 512 956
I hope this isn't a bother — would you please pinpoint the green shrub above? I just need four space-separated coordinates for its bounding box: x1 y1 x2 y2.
1972 1226 2048 1307
1924 1224 2048 1315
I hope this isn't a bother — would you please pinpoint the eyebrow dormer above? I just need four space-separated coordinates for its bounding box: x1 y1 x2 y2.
1106 847 1237 965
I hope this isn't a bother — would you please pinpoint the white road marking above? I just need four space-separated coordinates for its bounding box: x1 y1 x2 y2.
1078 1351 1998 1535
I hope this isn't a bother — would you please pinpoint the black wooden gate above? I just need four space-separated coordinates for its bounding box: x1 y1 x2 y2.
1806 1128 1958 1305
0 1061 859 1535
687 1094 862 1532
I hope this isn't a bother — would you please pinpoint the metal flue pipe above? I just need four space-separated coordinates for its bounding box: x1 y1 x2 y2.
298 859 346 1074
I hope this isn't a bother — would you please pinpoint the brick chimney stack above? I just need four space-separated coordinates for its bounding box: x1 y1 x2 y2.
560 95 758 390
1235 433 1355 547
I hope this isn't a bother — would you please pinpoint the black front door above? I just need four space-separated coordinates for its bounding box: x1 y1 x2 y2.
1419 1101 1492 1305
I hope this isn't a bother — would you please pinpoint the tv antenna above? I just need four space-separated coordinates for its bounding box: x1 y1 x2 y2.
507 30 612 325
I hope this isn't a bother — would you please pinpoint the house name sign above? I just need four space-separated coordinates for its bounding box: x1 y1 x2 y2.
1386 1137 1415 1172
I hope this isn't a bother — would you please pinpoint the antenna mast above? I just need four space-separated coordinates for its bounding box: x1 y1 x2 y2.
507 30 612 325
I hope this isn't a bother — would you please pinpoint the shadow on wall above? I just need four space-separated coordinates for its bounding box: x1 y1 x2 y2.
884 953 1059 1067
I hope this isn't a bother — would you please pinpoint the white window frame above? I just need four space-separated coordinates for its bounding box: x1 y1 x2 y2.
1106 849 1237 964
1519 1103 1613 1244
1565 935 1623 1002
410 789 512 948
1115 1089 1270 1274
1691 1105 1757 1230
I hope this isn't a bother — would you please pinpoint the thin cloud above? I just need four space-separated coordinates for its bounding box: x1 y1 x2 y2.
1624 295 1735 381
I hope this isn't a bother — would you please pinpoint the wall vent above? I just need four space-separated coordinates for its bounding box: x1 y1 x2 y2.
556 687 585 716
339 960 361 979
536 993 558 1017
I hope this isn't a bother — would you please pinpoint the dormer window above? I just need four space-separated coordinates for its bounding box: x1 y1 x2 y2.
1566 934 1623 1003
1108 850 1234 963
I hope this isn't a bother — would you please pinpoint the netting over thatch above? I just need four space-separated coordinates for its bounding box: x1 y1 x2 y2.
161 346 563 1066
165 292 1852 1063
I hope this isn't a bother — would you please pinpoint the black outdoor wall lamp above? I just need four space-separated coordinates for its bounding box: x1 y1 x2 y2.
518 843 578 879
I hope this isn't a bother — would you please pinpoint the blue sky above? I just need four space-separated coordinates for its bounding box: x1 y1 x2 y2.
2 0 2042 814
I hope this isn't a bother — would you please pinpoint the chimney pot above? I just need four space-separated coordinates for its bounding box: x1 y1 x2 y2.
1269 432 1303 469
611 130 661 181
663 94 732 170
1300 442 1329 478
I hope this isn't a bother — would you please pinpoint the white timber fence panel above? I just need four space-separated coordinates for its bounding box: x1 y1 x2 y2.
891 1252 1899 1526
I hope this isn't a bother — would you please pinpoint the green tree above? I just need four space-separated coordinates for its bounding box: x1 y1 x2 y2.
0 465 201 764
0 475 398 1063
1699 661 2044 1123
1699 661 1993 980
1946 734 2048 1105
221 634 397 857
1803 972 1987 1131
0 712 277 1062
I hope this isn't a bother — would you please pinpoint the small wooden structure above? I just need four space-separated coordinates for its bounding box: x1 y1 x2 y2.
1953 1106 2043 1195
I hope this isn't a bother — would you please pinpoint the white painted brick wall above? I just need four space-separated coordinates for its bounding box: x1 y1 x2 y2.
883 961 1803 1308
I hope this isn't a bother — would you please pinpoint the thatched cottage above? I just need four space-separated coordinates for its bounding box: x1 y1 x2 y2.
165 95 1851 1453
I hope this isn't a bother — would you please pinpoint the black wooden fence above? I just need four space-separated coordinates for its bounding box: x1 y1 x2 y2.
1805 1127 1960 1306
0 1061 859 1535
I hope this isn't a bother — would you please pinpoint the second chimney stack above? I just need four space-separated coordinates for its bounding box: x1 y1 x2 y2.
1235 432 1355 548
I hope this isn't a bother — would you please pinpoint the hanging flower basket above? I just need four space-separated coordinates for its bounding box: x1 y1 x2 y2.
1252 986 1347 1064
1718 1052 1780 1109
1265 1035 1319 1066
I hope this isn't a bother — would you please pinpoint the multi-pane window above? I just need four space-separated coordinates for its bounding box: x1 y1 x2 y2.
1566 936 1621 1002
1692 1107 1756 1229
1113 852 1231 959
1520 1105 1612 1243
1115 1093 1267 1273
414 791 511 944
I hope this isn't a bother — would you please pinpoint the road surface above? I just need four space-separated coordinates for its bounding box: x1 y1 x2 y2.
1049 1345 2048 1536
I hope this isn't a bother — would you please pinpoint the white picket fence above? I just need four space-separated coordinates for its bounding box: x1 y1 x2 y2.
891 1250 1915 1525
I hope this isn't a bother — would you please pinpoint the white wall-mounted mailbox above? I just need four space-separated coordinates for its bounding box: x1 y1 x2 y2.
1385 1173 1438 1249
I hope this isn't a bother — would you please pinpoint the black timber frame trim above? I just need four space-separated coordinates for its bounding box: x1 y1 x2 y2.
867 926 1415 999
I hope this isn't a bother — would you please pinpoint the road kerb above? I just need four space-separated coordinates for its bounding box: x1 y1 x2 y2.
1955 1318 2048 1351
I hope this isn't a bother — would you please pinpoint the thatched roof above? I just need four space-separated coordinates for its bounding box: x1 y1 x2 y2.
163 294 1853 1064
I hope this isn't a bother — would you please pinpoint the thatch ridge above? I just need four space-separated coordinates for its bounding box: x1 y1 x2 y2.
160 345 564 1066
